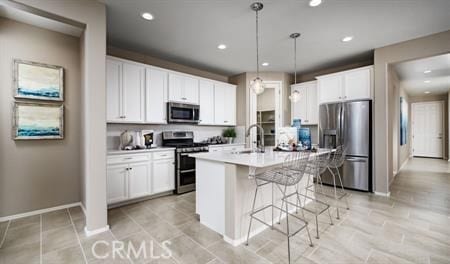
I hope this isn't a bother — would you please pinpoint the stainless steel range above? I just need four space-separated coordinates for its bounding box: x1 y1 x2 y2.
162 131 208 194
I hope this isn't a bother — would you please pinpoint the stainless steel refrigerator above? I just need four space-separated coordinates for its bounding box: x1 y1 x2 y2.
319 100 372 191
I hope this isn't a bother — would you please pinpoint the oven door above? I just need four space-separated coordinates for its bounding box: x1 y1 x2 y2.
168 102 199 123
176 153 196 193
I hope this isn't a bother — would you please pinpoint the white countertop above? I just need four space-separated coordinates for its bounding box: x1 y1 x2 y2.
207 143 245 148
189 148 332 168
107 147 175 155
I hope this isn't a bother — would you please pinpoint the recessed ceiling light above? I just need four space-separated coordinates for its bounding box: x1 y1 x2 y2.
217 44 227 50
309 0 322 7
424 91 431 94
262 62 269 66
141 12 154 20
424 80 431 83
341 36 354 42
424 70 432 74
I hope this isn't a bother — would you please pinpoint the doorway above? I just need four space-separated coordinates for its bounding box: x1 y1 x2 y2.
412 101 445 158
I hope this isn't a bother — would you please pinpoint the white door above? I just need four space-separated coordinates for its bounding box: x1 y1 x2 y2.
106 59 122 122
183 76 199 104
122 63 144 122
291 84 307 123
344 67 372 101
128 162 150 199
223 85 236 125
317 75 343 104
412 102 444 158
107 164 128 204
306 83 318 124
146 68 168 123
199 80 215 125
168 73 184 102
152 159 175 194
214 84 226 125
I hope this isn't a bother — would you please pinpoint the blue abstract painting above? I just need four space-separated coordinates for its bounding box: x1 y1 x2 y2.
13 102 64 140
400 97 408 145
14 60 63 101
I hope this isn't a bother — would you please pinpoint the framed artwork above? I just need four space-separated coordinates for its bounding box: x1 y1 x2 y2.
13 59 64 101
12 102 64 140
400 97 408 145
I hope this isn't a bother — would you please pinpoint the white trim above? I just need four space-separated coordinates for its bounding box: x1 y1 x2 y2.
84 225 110 237
0 202 82 222
374 191 391 197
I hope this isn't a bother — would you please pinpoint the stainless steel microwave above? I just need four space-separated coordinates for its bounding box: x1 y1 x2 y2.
167 102 200 124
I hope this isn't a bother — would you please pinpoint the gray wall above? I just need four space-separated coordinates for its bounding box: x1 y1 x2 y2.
0 18 81 217
374 30 450 194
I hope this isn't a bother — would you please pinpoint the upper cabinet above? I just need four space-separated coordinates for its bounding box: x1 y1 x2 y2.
291 81 318 125
214 83 236 126
106 56 236 126
168 73 199 104
106 58 145 123
317 66 373 104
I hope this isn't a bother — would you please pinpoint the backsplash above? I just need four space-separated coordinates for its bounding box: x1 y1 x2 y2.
107 124 246 150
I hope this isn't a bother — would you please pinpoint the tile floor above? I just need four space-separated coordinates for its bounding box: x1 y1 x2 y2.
1 158 449 263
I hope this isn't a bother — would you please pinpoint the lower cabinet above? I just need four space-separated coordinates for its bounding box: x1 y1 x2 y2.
208 144 245 153
107 151 175 205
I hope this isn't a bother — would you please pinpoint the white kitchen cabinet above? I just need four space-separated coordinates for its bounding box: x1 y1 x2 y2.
106 59 122 122
106 164 128 204
214 83 236 126
317 66 373 104
199 80 215 125
152 158 175 194
128 162 151 199
291 81 318 125
168 73 199 104
146 68 168 123
106 57 145 123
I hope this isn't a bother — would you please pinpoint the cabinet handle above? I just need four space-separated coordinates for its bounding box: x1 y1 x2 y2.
224 120 228 123
124 157 133 160
181 97 187 100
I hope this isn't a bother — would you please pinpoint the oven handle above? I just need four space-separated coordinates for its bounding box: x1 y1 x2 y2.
179 169 196 173
180 153 193 156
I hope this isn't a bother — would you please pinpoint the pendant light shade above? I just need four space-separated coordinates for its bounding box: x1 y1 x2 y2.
250 2 265 95
289 33 301 102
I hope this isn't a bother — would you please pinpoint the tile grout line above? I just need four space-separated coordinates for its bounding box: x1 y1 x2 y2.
0 220 11 248
67 208 88 264
119 207 180 264
40 214 42 264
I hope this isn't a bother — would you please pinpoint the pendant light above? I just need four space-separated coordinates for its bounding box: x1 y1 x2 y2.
250 2 265 95
289 33 301 103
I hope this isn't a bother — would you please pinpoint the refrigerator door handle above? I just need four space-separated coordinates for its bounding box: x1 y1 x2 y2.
346 158 366 163
341 103 345 145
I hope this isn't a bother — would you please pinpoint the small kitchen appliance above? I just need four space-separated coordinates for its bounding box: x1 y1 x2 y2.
162 131 209 194
141 130 155 149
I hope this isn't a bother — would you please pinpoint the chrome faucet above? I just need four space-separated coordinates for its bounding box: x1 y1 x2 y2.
246 124 265 153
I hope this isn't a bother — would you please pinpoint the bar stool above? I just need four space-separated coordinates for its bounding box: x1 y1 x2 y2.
246 151 314 264
327 145 350 219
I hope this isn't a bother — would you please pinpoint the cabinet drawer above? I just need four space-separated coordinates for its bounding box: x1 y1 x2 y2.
152 151 175 160
107 154 150 165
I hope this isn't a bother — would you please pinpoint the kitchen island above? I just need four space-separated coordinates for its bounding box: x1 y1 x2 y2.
190 149 330 246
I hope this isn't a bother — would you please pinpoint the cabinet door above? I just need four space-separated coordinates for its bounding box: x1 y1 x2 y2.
223 85 236 125
199 80 215 125
344 67 372 101
184 76 199 104
291 84 308 123
128 162 150 199
306 83 318 124
152 159 175 194
122 63 145 122
106 59 122 122
214 84 226 125
107 164 128 204
168 73 184 102
317 75 343 104
146 68 168 123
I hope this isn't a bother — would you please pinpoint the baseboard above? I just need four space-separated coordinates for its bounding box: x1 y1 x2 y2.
84 225 110 237
0 202 82 222
374 191 390 197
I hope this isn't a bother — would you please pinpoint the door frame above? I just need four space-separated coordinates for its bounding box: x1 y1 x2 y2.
411 100 445 159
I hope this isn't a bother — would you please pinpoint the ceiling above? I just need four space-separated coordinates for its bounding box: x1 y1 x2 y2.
394 53 450 96
106 0 450 76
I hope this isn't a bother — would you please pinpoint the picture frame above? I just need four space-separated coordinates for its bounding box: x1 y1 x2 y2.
13 59 64 101
12 102 64 140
